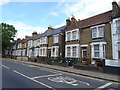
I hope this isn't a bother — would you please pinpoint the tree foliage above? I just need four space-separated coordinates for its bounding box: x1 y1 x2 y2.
0 23 17 54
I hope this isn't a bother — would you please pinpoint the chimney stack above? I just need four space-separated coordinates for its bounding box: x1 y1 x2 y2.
112 1 120 15
48 25 53 30
32 32 37 37
71 15 76 22
66 17 71 26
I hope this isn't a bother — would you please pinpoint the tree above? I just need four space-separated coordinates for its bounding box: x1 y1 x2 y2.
0 23 17 54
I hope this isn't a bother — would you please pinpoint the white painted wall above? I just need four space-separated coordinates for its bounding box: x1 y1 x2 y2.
111 17 120 60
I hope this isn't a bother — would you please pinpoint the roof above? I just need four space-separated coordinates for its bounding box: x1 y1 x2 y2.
28 34 42 40
79 10 112 28
42 25 66 37
66 19 79 31
50 26 66 36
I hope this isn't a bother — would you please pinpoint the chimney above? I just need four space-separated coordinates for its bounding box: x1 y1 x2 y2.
25 36 31 39
66 17 71 26
32 32 37 37
17 38 21 41
71 15 76 22
112 1 120 15
48 25 53 30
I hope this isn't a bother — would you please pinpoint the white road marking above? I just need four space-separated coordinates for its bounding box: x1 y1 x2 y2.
97 82 113 89
48 76 90 86
13 70 55 89
31 73 62 79
2 65 9 69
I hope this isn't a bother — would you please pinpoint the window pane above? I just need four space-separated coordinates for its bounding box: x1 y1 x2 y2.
94 52 99 57
118 42 120 50
67 32 71 41
83 51 87 57
72 31 77 40
98 26 104 37
92 27 97 38
56 48 58 56
67 47 71 56
73 46 77 57
118 51 120 59
94 45 99 50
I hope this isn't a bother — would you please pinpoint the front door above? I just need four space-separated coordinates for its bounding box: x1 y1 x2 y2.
48 49 51 58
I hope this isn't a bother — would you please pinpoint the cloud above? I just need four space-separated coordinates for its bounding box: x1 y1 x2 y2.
49 11 58 16
4 21 46 39
0 0 10 6
55 0 120 20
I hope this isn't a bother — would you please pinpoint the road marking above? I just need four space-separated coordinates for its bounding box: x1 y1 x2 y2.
31 73 62 79
13 70 55 90
48 76 90 86
96 82 113 89
2 65 9 69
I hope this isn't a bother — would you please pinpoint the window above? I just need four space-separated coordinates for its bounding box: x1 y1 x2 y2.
103 45 105 58
92 27 97 38
116 20 120 33
73 46 77 57
117 42 120 58
94 45 99 57
67 47 71 57
52 48 55 56
67 32 71 41
98 26 104 37
72 31 77 40
53 35 59 43
82 48 87 57
43 49 45 56
56 47 59 56
92 25 104 38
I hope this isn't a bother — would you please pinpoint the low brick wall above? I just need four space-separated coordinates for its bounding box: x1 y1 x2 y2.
73 64 102 72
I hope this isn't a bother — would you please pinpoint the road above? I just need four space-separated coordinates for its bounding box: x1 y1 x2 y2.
1 59 120 89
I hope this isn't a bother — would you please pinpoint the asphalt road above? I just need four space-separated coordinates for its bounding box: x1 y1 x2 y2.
1 59 120 89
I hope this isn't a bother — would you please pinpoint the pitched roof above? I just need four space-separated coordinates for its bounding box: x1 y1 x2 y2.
66 20 79 31
79 10 112 28
50 26 66 36
42 25 66 37
28 34 42 40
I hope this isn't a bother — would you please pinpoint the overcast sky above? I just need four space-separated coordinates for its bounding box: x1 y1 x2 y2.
0 0 120 39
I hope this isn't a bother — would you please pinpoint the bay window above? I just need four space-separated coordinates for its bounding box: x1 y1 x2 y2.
91 42 106 58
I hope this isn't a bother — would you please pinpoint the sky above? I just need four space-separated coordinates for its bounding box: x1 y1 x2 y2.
0 0 120 39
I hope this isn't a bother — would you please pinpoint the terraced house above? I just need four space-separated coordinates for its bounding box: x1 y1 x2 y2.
8 1 119 67
39 26 53 58
47 25 66 60
65 16 80 62
79 10 112 62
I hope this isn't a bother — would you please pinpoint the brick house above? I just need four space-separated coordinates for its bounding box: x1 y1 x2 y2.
79 10 113 62
65 16 80 62
47 26 66 60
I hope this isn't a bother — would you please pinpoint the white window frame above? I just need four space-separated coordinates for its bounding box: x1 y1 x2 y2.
90 42 106 59
82 48 87 57
65 44 80 58
51 46 59 57
39 47 47 57
53 34 59 43
65 29 79 41
91 24 105 38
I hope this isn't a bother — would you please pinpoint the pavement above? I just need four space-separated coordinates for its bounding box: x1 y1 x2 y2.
2 58 120 83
